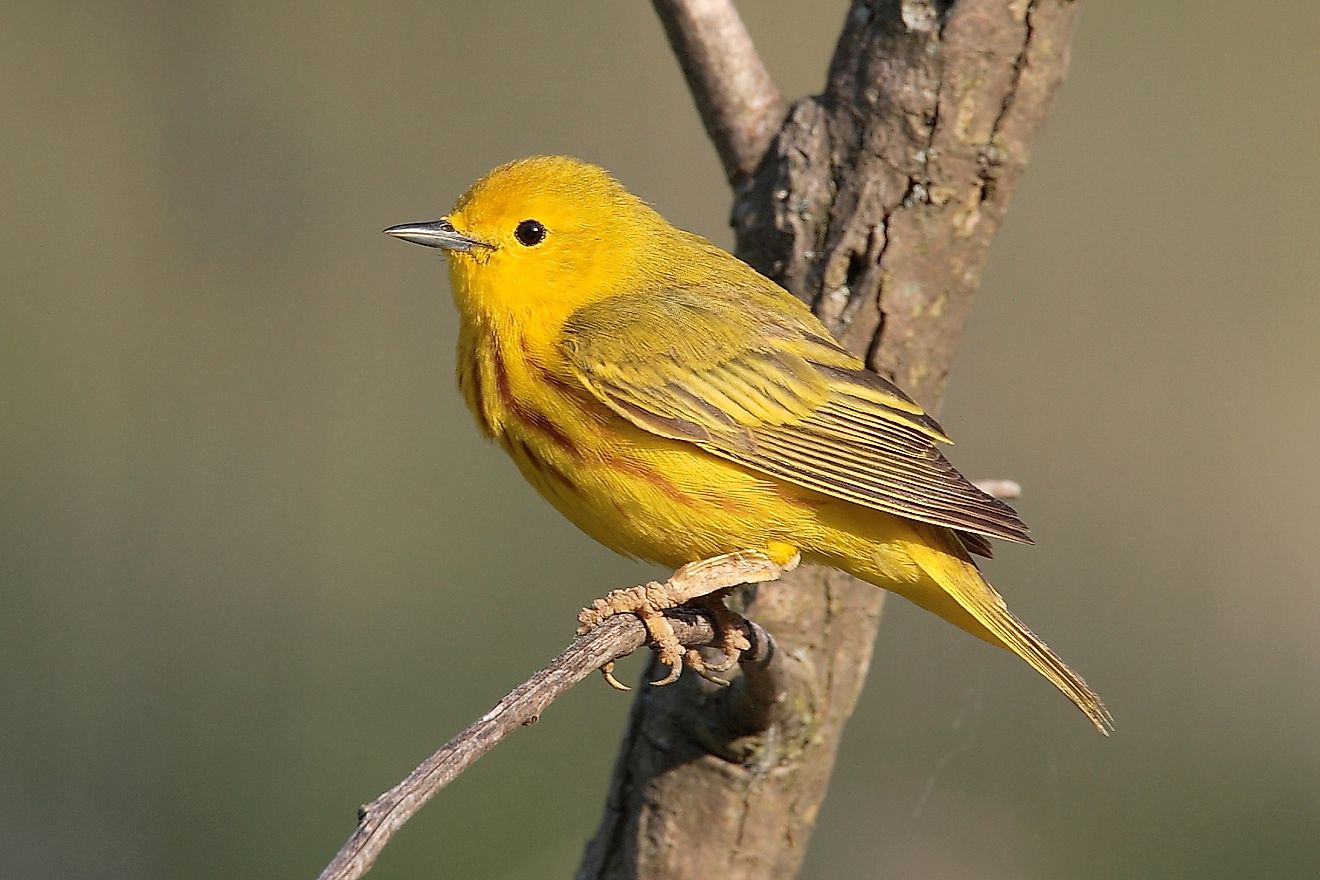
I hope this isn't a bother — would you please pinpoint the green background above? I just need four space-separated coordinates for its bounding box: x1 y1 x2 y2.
4 3 1317 878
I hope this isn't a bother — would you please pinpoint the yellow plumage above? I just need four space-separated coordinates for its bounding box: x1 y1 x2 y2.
387 155 1111 733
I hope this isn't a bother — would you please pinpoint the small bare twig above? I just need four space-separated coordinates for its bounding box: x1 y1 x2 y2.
316 597 778 880
974 479 1022 500
651 0 786 184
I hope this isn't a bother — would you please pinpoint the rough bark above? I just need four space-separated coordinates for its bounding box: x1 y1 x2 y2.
578 2 1082 878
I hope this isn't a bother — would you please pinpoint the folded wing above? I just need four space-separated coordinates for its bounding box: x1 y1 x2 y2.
561 285 1031 546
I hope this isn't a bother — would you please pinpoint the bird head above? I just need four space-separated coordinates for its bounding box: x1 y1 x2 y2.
385 156 674 328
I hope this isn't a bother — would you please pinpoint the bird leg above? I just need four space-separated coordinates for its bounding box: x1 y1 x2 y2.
577 550 799 689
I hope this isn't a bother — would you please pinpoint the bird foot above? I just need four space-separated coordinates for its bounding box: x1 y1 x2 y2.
576 550 797 688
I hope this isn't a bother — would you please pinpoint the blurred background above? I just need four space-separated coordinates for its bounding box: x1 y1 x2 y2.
4 2 1317 878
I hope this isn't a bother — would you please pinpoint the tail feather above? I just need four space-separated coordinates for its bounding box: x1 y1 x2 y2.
901 526 1113 735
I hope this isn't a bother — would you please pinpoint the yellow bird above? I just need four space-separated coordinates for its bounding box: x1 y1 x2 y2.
386 155 1111 734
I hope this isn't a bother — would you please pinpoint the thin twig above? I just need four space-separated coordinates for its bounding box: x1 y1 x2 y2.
651 0 786 184
315 608 773 880
973 479 1022 500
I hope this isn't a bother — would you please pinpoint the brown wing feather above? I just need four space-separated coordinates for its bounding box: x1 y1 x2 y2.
957 531 996 558
562 286 1031 545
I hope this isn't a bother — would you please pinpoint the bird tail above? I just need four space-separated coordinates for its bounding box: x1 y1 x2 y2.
852 523 1113 734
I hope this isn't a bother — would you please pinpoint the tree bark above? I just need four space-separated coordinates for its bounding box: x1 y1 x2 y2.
578 2 1082 878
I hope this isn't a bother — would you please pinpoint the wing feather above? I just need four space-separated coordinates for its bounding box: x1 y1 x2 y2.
562 286 1031 544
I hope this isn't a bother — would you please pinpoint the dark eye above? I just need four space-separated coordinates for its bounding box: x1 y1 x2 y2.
514 219 546 247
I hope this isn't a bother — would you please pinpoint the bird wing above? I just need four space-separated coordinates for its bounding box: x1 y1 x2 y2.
560 286 1031 545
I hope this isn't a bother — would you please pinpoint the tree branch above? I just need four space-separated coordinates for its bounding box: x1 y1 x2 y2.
315 566 786 880
651 0 786 184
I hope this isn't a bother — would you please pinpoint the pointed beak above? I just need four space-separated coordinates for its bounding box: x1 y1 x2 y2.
383 218 491 253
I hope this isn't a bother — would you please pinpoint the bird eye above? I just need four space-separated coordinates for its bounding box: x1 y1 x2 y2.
514 219 546 247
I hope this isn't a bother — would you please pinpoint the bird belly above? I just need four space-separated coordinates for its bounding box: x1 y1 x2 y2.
504 420 817 570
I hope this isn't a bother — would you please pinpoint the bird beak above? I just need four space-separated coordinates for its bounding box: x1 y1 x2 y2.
383 218 492 253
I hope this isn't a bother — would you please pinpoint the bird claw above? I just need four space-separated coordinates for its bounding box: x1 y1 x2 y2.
576 550 790 691
686 648 733 687
701 649 741 674
649 653 684 687
599 660 632 691
693 594 752 673
579 577 689 687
